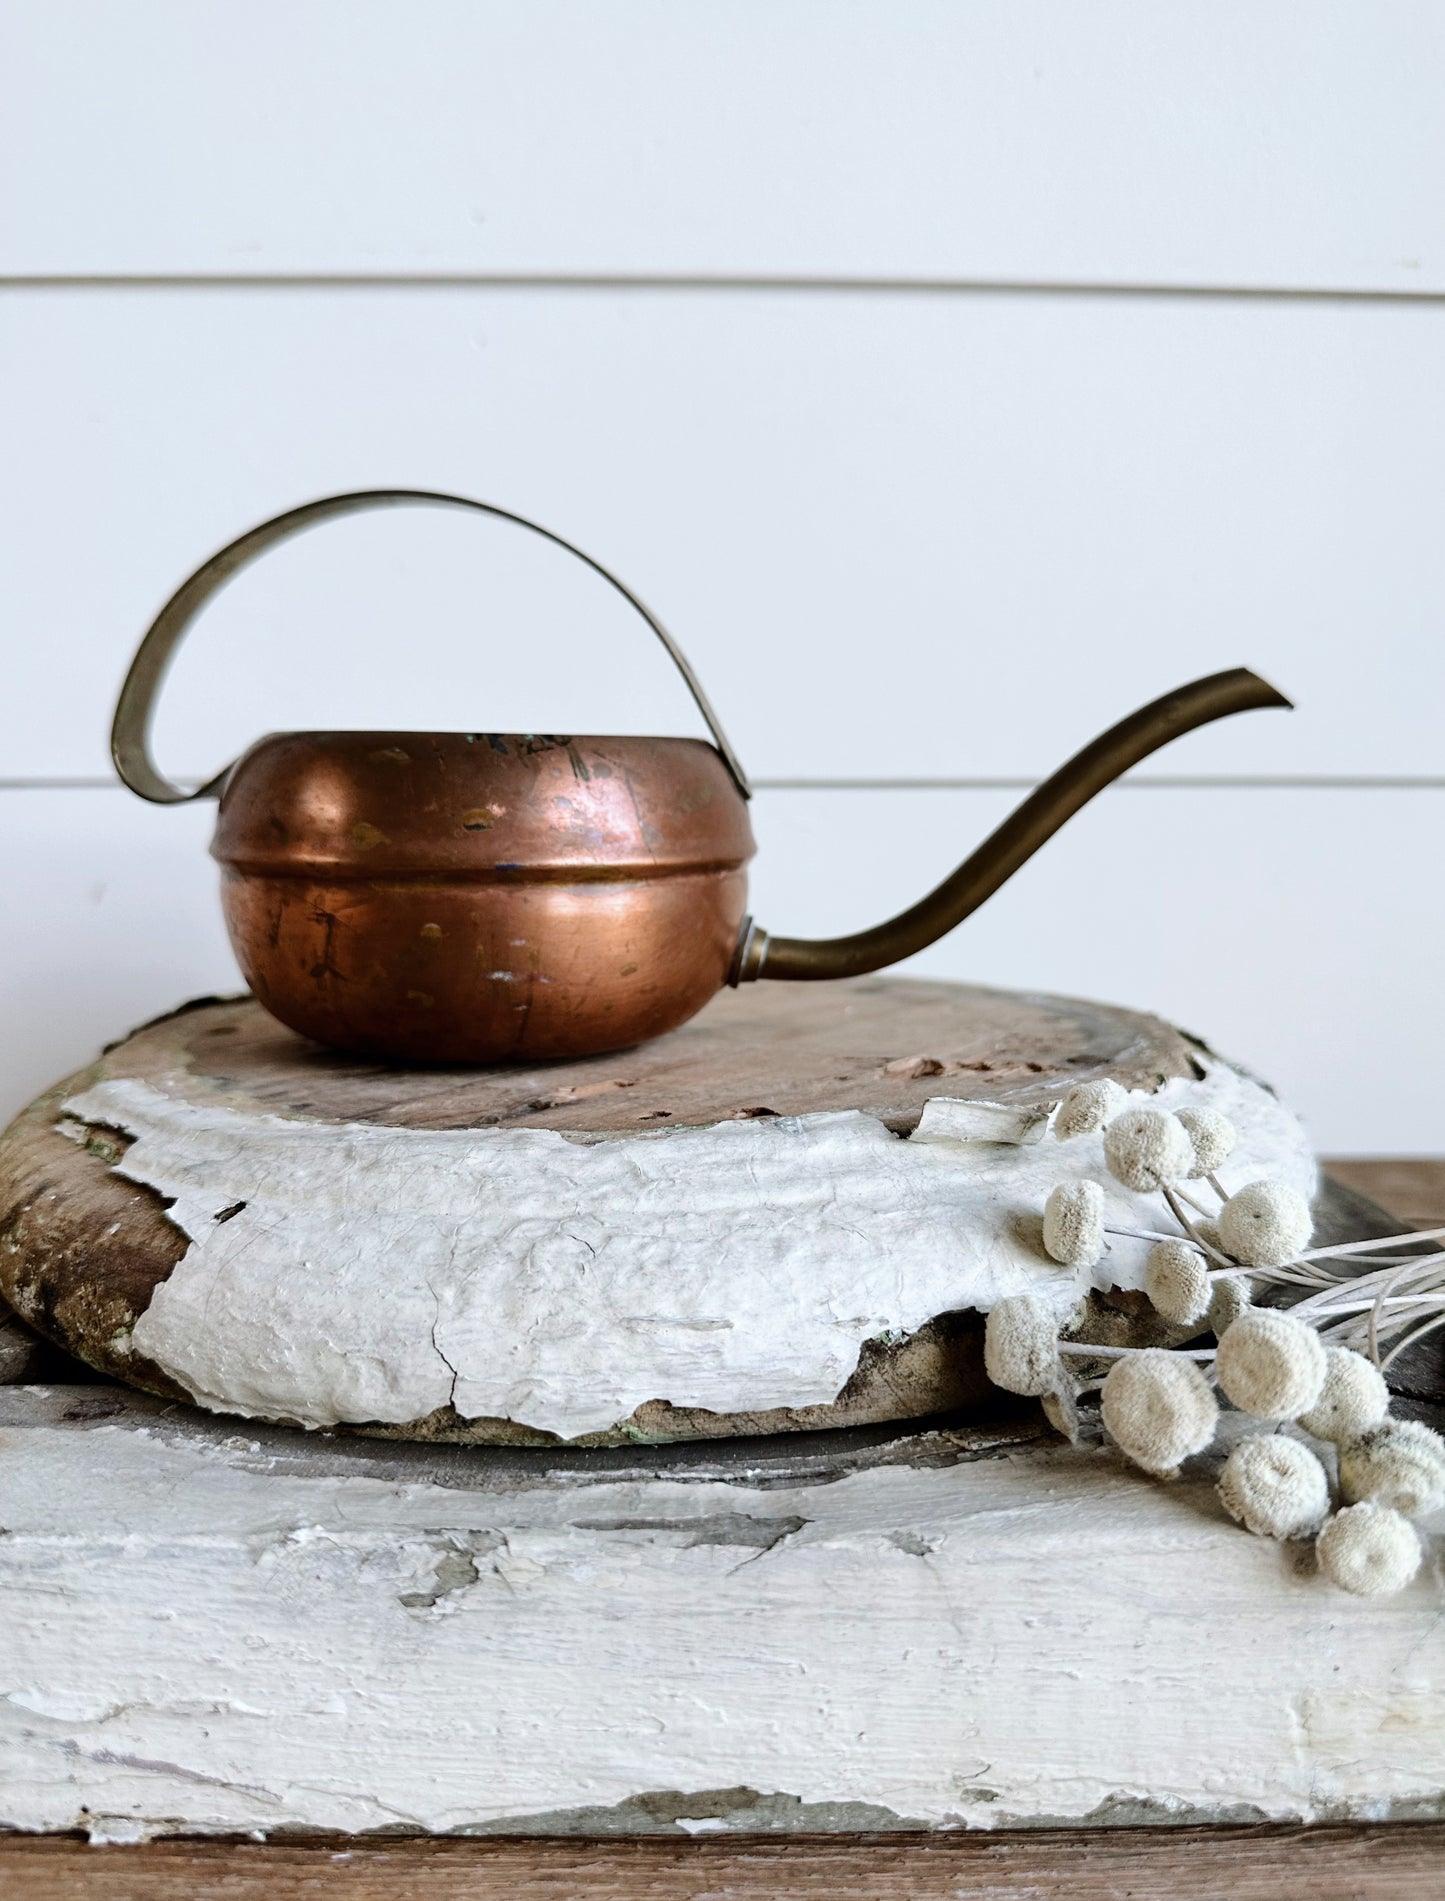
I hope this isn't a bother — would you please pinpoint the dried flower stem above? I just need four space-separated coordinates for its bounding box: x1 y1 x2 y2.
1173 1185 1217 1219
1058 1340 1216 1361
1281 1252 1445 1368
1259 1256 1444 1295
1372 1260 1424 1368
1162 1183 1234 1265
1106 1224 1207 1249
1299 1294 1445 1320
1294 1226 1445 1264
1381 1310 1445 1372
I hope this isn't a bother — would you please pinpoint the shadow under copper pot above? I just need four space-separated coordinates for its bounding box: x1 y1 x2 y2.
214 731 754 1062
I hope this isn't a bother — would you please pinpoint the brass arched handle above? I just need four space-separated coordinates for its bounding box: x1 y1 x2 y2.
110 488 751 803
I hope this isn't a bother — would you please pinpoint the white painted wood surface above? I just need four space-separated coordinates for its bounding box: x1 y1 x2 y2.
5 3 1444 289
0 1390 1439 1840
0 8 1441 1158
60 1055 1306 1438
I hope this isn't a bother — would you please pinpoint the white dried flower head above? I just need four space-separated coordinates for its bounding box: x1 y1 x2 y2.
1100 1349 1219 1477
1207 1273 1252 1337
1217 1180 1313 1268
984 1294 1060 1397
1218 1434 1330 1540
1316 1503 1422 1598
1102 1108 1195 1193
1338 1419 1445 1517
1175 1106 1237 1178
1215 1309 1326 1421
1054 1078 1128 1141
1042 1179 1106 1267
1144 1239 1212 1327
1297 1347 1390 1445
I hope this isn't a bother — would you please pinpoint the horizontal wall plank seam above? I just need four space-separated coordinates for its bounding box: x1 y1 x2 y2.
755 776 1445 792
3 778 1444 794
7 274 1445 307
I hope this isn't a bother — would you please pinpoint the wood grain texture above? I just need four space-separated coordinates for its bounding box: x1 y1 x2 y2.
2 1824 1444 1899
33 980 1202 1134
1323 1158 1445 1227
0 1385 1439 1840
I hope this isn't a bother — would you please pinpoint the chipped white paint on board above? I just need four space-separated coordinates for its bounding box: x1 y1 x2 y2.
910 1096 1051 1145
63 1060 1314 1439
0 1396 1438 1841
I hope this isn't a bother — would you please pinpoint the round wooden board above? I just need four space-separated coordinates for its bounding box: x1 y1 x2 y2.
0 976 1379 1446
73 973 1207 1135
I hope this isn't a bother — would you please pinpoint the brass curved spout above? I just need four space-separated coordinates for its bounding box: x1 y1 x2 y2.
731 667 1291 984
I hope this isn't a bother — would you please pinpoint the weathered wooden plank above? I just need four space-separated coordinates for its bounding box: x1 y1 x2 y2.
5 1824 1445 1901
0 1387 1439 1840
1323 1159 1445 1228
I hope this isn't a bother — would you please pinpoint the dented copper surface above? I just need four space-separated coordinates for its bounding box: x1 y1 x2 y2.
213 729 752 1061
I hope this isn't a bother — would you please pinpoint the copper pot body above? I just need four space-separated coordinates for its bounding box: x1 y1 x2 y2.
212 731 754 1063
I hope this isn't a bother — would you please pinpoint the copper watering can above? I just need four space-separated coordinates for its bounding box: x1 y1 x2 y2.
112 490 1289 1064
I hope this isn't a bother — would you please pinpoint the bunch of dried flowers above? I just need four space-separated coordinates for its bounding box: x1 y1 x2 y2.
985 1085 1445 1598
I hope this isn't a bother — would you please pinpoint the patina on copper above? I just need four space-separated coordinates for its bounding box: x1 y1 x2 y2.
214 729 751 1062
112 489 1291 1064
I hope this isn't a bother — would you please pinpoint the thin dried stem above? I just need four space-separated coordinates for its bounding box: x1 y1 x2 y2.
1058 1341 1215 1361
1174 1185 1216 1219
1162 1183 1233 1265
1380 1309 1445 1372
1277 1247 1445 1364
1104 1224 1207 1250
1294 1225 1445 1264
1372 1259 1429 1368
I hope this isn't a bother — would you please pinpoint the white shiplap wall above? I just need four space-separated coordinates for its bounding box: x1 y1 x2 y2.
1 2 1442 1152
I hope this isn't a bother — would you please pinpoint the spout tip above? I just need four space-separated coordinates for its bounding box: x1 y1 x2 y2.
1237 667 1294 712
